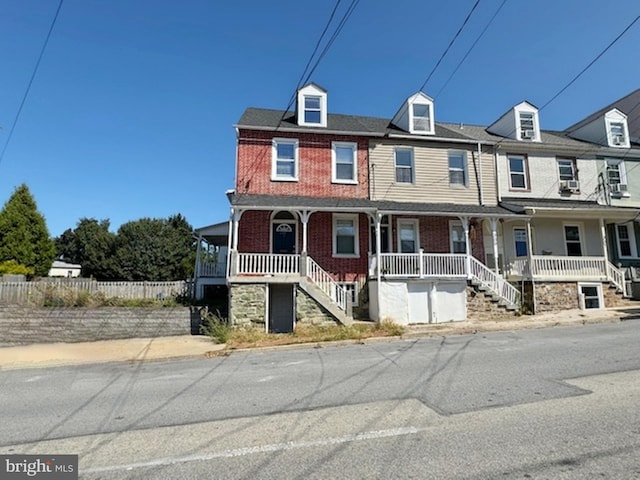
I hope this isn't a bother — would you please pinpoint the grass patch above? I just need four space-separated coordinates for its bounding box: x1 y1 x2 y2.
202 318 405 349
41 288 181 308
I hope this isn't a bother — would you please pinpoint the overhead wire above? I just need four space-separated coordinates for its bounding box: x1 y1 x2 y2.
0 0 64 167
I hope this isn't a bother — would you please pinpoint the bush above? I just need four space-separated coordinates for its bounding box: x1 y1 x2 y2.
0 260 34 276
201 312 230 344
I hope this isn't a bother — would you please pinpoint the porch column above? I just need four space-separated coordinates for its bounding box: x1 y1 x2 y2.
461 217 472 279
489 217 500 278
229 208 244 276
600 217 609 259
375 212 383 322
525 219 534 277
299 210 312 276
193 234 203 299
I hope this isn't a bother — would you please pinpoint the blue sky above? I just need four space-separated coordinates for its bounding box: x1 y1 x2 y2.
1 0 639 237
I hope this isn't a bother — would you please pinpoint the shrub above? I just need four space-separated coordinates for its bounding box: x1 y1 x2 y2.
0 260 34 276
201 312 230 344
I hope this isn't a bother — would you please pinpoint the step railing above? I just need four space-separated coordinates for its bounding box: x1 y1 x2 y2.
469 256 521 308
606 261 629 296
306 256 349 313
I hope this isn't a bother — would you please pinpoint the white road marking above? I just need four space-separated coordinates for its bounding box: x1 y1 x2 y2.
83 426 421 474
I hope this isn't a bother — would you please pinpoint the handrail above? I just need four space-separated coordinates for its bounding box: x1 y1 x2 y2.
306 256 349 312
469 256 521 308
606 261 628 296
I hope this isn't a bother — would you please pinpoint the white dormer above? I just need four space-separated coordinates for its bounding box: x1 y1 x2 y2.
392 92 435 135
487 101 541 142
296 83 327 128
567 108 630 148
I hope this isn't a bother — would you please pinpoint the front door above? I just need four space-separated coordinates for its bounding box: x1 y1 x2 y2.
269 284 295 333
272 222 296 254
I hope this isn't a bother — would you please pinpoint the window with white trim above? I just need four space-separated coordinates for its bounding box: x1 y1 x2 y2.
272 138 298 181
557 158 577 181
564 224 583 256
615 223 637 258
412 103 431 132
608 121 627 146
398 219 419 253
304 96 322 124
514 228 528 257
449 222 466 254
448 151 468 186
519 112 536 140
395 148 414 183
333 214 359 257
332 142 357 183
508 154 528 190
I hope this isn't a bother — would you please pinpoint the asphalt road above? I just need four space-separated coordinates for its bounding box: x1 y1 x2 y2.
1 321 640 479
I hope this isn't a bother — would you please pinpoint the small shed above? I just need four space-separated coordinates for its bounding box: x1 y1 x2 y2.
49 260 82 278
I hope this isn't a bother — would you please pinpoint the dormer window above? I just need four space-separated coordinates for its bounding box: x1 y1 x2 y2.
296 83 327 127
304 96 322 124
609 122 627 146
412 104 431 132
519 112 536 140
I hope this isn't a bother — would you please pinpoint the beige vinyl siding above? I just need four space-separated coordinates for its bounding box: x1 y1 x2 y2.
369 141 497 205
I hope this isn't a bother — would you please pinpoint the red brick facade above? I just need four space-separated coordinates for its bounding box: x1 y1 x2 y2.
236 129 370 198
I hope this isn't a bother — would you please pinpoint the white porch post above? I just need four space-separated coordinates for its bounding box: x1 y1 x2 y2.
375 212 382 322
600 217 609 259
489 217 500 277
299 210 312 276
461 217 471 279
193 233 203 299
526 219 534 277
229 208 244 277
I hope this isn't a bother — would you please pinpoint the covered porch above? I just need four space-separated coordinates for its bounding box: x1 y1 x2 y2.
193 221 229 301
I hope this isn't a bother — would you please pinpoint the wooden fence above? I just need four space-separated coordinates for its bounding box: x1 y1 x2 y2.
0 280 189 306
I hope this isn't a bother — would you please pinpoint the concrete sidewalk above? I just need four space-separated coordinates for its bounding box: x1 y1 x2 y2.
0 307 638 370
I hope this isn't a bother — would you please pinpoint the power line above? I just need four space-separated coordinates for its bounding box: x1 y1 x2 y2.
418 0 482 92
434 0 508 99
0 0 64 167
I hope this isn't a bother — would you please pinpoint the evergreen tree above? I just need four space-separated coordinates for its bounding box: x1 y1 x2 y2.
0 184 56 277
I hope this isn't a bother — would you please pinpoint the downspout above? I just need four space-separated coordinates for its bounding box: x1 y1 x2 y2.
477 142 484 206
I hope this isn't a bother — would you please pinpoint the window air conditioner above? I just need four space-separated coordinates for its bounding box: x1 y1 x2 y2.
612 135 624 145
521 129 534 139
611 183 627 194
560 180 580 192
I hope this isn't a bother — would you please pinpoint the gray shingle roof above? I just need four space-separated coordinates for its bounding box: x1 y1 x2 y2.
229 193 519 217
500 197 640 215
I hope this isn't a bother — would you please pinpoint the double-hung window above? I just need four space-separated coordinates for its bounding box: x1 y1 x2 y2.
395 148 414 184
304 96 322 124
557 158 577 181
564 225 583 256
508 154 528 190
333 214 359 257
412 104 431 132
332 142 357 183
398 220 419 253
616 223 637 258
450 222 467 254
448 151 467 186
519 112 536 139
609 122 626 145
272 138 298 181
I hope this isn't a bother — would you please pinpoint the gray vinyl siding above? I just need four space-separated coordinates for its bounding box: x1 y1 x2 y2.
369 140 497 205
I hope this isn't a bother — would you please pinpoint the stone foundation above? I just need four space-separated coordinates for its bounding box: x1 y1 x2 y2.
534 282 579 314
296 287 338 326
229 284 266 326
466 287 520 321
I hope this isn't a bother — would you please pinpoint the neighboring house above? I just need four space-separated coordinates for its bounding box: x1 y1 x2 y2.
49 260 82 278
193 221 229 308
211 84 638 329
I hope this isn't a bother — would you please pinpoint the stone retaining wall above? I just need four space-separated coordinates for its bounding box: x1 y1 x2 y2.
0 307 200 345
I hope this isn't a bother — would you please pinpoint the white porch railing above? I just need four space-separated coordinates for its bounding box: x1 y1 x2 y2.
198 261 226 277
469 256 521 308
306 256 349 312
377 252 468 278
236 253 300 275
509 255 628 296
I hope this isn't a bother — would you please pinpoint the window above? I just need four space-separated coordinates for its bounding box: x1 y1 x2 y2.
519 112 536 140
395 148 414 183
272 138 298 181
609 122 626 146
450 222 466 254
564 225 582 256
514 228 528 257
615 223 637 258
370 215 390 254
606 158 627 192
579 283 603 309
557 158 577 181
398 220 419 253
508 154 528 190
304 96 322 124
412 104 431 132
448 151 467 186
332 142 357 183
333 215 359 257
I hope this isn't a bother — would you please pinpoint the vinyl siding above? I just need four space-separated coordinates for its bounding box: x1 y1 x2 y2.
369 140 497 205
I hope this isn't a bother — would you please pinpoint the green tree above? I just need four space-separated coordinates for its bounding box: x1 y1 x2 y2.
0 184 56 277
54 218 116 279
112 214 195 281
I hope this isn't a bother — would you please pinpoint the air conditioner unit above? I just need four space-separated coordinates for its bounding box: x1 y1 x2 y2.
610 183 628 195
521 129 534 139
560 180 580 192
612 135 624 145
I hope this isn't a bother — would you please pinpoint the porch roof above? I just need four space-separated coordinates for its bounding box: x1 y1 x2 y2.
500 197 640 220
228 193 521 218
194 221 229 245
